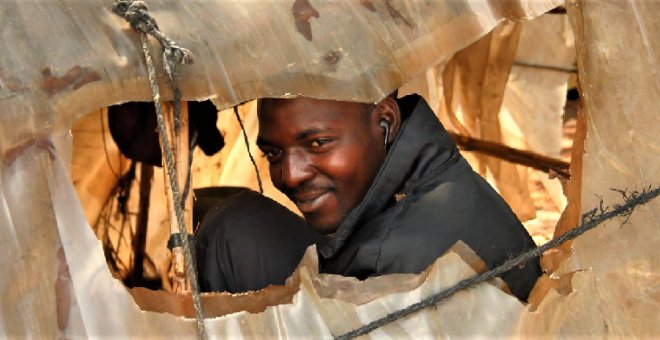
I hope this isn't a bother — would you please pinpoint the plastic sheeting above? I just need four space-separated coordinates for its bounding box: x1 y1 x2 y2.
3 0 660 338
0 0 562 136
528 0 660 335
500 13 575 220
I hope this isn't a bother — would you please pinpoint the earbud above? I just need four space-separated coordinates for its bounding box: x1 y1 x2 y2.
379 119 390 147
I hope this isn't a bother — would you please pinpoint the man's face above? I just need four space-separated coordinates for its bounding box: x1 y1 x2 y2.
257 97 386 234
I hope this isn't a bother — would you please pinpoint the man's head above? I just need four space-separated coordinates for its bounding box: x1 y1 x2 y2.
257 95 401 234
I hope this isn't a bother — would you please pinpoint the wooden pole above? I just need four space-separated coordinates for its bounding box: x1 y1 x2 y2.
160 101 194 293
131 162 153 285
448 131 571 179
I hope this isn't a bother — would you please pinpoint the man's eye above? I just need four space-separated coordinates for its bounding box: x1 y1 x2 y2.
310 138 332 148
262 149 282 162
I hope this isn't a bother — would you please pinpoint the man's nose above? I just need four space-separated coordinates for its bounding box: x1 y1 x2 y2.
280 150 314 189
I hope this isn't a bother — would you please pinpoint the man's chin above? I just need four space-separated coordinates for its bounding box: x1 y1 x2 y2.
304 215 340 235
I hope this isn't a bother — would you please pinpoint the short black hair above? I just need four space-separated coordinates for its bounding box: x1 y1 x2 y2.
258 89 398 118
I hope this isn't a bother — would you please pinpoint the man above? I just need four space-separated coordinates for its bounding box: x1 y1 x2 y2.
195 93 541 300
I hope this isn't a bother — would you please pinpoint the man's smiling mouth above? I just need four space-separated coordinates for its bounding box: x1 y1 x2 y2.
292 191 332 214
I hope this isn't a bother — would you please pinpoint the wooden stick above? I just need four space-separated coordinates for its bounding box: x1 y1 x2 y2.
160 101 193 293
132 162 153 285
448 132 571 179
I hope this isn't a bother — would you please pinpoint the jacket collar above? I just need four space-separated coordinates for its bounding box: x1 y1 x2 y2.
319 94 459 258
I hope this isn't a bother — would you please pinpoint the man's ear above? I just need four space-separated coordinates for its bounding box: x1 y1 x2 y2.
375 96 401 144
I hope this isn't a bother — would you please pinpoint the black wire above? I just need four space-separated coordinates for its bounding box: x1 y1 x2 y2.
233 105 264 193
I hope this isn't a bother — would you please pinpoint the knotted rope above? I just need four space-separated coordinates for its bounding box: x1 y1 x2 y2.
112 0 194 78
112 1 206 339
113 0 193 129
336 185 660 339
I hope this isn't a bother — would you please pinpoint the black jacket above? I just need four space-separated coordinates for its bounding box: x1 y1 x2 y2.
319 95 541 300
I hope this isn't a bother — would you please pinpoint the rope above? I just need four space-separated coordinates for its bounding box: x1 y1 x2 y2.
336 185 660 340
233 106 264 193
112 0 192 130
112 1 206 339
141 30 207 340
112 0 194 78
